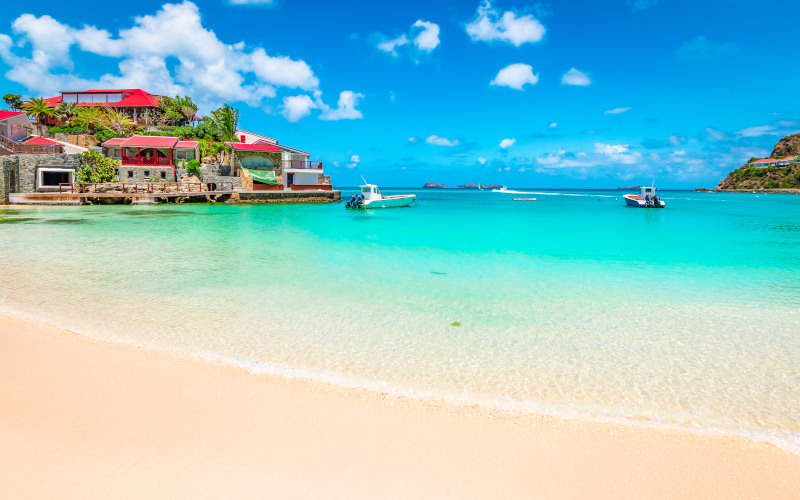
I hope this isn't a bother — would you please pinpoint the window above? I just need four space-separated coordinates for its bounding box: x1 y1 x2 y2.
362 187 371 193
127 171 134 178
144 171 150 178
78 94 92 103
62 93 78 103
161 171 166 179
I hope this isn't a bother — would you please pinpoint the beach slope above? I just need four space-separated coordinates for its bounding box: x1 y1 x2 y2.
1 313 798 499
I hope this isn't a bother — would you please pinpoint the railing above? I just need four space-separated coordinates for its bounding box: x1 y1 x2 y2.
0 134 65 154
121 155 172 166
280 160 323 170
59 182 234 195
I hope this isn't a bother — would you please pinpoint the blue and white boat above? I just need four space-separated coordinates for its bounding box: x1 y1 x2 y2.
345 184 417 209
623 186 665 208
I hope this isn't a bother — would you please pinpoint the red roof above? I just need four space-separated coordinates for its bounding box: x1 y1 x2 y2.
781 156 796 161
751 159 775 164
229 143 283 152
102 138 127 147
175 140 199 149
44 89 161 108
25 136 59 146
0 110 24 120
102 135 179 148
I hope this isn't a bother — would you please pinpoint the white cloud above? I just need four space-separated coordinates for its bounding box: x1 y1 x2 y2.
478 156 487 164
706 127 728 141
426 135 459 147
281 95 316 122
490 63 538 90
605 107 631 115
377 19 440 58
499 138 516 149
377 35 409 56
534 143 643 170
408 137 418 143
561 68 591 86
549 122 558 128
465 1 546 46
0 1 357 121
319 90 364 121
412 20 440 52
347 155 360 169
668 135 685 146
737 125 778 137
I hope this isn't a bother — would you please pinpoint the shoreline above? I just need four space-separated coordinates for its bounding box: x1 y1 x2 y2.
2 312 799 498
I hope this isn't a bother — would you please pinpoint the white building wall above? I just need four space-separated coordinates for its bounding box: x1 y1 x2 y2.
235 129 278 145
294 172 319 185
2 114 33 141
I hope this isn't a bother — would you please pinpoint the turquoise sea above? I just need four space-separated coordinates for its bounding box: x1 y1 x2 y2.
1 189 799 451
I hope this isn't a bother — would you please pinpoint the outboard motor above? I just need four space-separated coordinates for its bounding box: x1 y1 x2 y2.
653 195 661 207
645 194 652 206
346 193 358 208
355 193 365 207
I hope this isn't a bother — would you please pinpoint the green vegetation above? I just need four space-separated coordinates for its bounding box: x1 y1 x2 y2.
54 102 78 122
74 151 120 183
3 93 23 110
159 95 198 126
23 97 54 122
48 125 88 134
185 159 201 175
204 104 239 143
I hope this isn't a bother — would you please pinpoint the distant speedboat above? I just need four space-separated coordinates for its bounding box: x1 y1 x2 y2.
492 186 538 195
623 186 665 208
345 184 417 209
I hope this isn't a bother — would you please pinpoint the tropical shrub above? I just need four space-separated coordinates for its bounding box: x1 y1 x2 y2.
74 151 120 183
94 127 122 144
186 159 201 175
48 125 88 134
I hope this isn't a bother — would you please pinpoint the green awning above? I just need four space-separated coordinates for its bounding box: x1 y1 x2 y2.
244 168 279 185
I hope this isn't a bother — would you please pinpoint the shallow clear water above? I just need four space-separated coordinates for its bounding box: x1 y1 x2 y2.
1 189 799 451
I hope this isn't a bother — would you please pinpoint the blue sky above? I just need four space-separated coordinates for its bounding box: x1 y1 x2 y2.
1 0 798 188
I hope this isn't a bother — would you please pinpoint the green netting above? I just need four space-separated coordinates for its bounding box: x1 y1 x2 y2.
244 168 279 185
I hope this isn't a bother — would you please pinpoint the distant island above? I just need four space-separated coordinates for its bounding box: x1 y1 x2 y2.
618 185 643 190
423 182 502 190
711 133 800 192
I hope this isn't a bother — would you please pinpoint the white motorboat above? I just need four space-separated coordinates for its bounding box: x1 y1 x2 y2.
623 186 665 208
492 186 537 194
345 184 417 209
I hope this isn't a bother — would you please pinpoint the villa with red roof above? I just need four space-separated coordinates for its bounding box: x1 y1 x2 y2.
232 129 331 191
746 156 799 168
42 89 164 126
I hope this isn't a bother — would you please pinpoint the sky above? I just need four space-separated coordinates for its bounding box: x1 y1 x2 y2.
1 0 798 188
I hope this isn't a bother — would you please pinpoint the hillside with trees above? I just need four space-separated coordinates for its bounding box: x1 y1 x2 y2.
716 134 800 190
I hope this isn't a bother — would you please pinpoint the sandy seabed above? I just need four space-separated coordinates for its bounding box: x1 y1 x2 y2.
1 312 798 499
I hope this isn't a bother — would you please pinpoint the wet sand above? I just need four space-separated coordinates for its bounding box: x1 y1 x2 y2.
1 312 798 499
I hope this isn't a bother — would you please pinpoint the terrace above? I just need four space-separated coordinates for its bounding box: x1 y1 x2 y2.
102 136 199 167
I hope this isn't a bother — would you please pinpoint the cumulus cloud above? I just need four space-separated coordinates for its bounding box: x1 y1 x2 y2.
281 95 316 122
490 63 538 90
377 19 440 58
676 36 738 61
499 138 516 149
426 135 459 147
561 68 591 86
319 90 364 121
737 125 779 137
408 137 418 143
605 107 631 115
465 1 546 46
549 122 558 129
0 1 358 121
535 143 643 170
478 156 487 164
347 155 360 169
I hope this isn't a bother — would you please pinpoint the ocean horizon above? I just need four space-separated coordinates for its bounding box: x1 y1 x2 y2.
2 188 798 453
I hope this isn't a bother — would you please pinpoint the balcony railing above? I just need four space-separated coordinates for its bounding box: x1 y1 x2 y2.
121 155 172 166
281 160 322 170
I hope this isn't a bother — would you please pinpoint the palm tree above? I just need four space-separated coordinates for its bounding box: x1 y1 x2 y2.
205 104 240 143
23 97 55 124
54 102 78 124
72 107 104 133
98 108 136 137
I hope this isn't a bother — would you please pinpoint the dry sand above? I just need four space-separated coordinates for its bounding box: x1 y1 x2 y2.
1 312 798 499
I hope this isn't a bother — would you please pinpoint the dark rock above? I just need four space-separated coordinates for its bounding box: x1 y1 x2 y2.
423 182 447 189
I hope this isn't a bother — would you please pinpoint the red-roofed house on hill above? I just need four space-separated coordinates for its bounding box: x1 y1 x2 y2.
42 89 164 126
746 156 799 168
